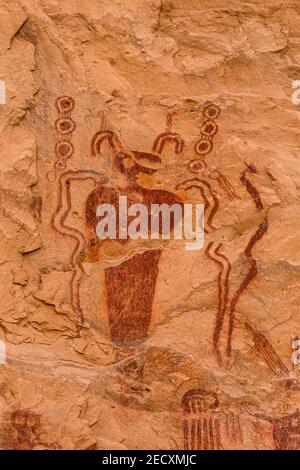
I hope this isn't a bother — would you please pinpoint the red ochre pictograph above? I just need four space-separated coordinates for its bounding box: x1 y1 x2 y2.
175 105 269 365
48 96 76 181
50 98 280 389
1 409 60 450
244 405 300 450
178 378 245 451
182 388 222 450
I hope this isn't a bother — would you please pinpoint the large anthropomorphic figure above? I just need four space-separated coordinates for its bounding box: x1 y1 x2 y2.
84 118 184 390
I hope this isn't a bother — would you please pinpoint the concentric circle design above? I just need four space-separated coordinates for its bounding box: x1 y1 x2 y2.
194 139 212 156
55 160 67 171
55 118 76 135
55 141 74 159
53 96 76 177
200 120 218 137
203 104 220 120
56 96 75 113
188 159 207 174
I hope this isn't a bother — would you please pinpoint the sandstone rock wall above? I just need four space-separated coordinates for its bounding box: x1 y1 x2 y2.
0 0 299 450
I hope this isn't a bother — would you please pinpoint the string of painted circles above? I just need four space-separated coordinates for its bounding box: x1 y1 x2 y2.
47 96 75 181
189 102 221 174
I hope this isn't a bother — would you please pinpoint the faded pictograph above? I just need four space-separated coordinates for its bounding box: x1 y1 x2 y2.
243 403 300 451
245 323 289 378
240 328 300 450
179 376 300 450
0 410 60 450
175 104 268 365
1 409 42 450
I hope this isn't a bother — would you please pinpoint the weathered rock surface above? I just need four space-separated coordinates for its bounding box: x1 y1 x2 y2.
0 0 300 450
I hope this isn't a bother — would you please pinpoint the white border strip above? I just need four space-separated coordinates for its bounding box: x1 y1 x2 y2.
0 81 6 104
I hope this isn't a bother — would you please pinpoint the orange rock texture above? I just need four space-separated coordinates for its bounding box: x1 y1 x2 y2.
0 0 300 450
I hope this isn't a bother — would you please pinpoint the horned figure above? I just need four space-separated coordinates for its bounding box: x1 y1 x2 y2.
51 99 185 369
85 111 185 391
52 97 269 376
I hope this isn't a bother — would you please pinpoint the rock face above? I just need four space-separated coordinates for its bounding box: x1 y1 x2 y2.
0 0 300 451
